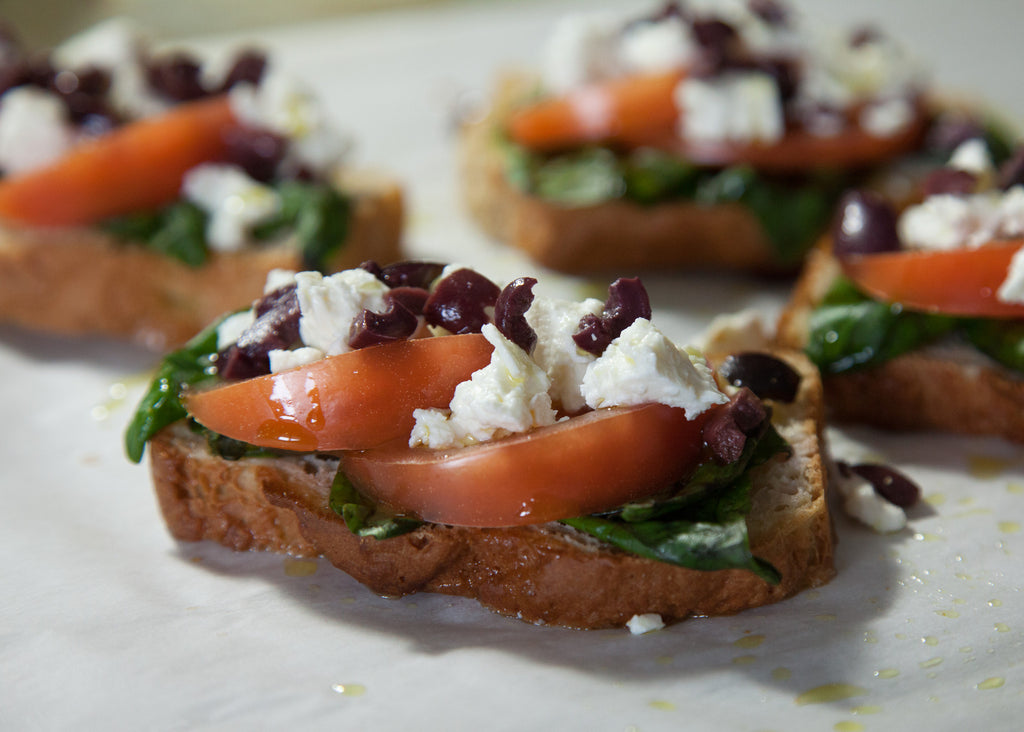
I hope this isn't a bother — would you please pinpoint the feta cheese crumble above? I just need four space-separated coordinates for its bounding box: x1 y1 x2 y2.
293 269 390 358
832 464 906 533
626 613 665 635
676 72 784 145
0 87 76 174
581 318 728 414
409 324 556 448
182 164 282 252
524 295 605 414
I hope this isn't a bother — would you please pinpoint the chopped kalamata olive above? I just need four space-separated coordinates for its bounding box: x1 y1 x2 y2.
224 125 287 182
146 52 207 102
386 286 430 316
218 285 301 380
573 277 652 356
377 261 446 290
423 268 500 335
831 189 901 258
921 168 977 198
218 49 267 91
702 388 768 465
495 277 538 353
748 0 789 26
720 352 801 403
925 112 985 156
348 295 419 350
844 462 921 508
690 18 740 75
359 260 384 279
998 147 1024 190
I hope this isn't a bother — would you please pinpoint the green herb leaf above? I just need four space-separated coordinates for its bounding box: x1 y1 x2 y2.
622 148 701 203
254 181 351 272
805 276 957 375
124 317 224 463
962 318 1024 372
532 147 626 206
103 200 209 268
328 471 422 540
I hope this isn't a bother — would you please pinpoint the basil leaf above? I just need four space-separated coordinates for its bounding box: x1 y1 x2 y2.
622 148 702 204
962 318 1024 372
187 421 280 461
124 317 224 463
254 181 351 272
805 277 957 375
103 200 209 268
532 147 625 206
328 471 422 540
695 166 839 266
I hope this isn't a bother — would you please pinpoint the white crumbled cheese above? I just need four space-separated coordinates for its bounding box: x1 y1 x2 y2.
269 346 326 373
0 87 76 174
817 30 919 100
997 244 1024 305
524 295 604 413
619 15 694 74
215 310 256 351
677 72 784 145
695 309 771 355
859 97 914 138
229 66 348 175
263 268 298 294
409 324 556 449
294 269 389 356
626 613 665 635
182 164 282 252
949 138 994 177
834 467 906 533
541 12 623 93
581 318 728 414
898 192 1000 251
997 186 1024 238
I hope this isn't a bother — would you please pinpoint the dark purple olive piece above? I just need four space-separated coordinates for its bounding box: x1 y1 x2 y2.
423 268 500 335
378 261 446 290
849 25 882 48
925 112 985 156
702 388 768 465
495 277 538 353
748 0 789 26
831 189 901 258
146 52 207 101
386 286 429 316
921 168 977 198
218 285 301 380
219 49 267 91
846 463 921 508
720 352 801 403
998 147 1024 191
224 125 287 182
573 277 652 356
359 260 383 279
348 296 419 350
690 18 741 76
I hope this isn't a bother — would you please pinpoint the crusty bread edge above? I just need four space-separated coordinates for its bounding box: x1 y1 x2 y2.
458 73 785 274
147 349 833 629
0 169 403 350
778 245 1024 442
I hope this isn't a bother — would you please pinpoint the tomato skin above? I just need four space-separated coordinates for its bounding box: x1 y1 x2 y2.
339 404 714 527
185 334 493 451
840 241 1024 318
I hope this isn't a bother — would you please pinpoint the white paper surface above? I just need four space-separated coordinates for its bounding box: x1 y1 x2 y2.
3 1 1023 730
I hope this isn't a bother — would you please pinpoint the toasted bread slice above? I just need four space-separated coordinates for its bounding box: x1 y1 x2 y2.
778 246 1024 442
0 170 403 350
459 75 784 275
146 348 833 630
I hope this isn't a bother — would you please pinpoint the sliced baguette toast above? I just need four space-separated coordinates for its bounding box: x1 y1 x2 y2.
0 170 402 350
459 75 783 275
147 348 833 630
777 246 1024 443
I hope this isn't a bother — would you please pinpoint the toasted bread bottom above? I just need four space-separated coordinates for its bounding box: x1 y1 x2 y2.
0 170 403 350
147 349 833 629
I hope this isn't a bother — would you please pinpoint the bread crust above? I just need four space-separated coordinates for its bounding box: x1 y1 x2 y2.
0 170 403 350
147 350 833 629
458 75 784 274
778 246 1024 443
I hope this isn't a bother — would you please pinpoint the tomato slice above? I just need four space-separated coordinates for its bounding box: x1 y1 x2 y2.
339 403 713 527
185 334 493 451
507 71 926 172
840 241 1024 318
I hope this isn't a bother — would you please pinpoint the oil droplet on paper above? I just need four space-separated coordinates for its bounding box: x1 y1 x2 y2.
977 677 1005 690
924 492 947 506
795 683 867 706
914 532 943 542
772 667 792 681
655 655 673 665
815 613 837 622
734 634 765 649
919 657 944 669
649 700 675 711
1007 483 1024 495
875 668 899 680
968 454 1011 479
863 631 878 644
989 598 1003 607
834 722 864 732
960 646 973 654
995 623 1010 633
922 636 939 646
732 655 757 666
332 683 366 697
997 521 1020 534
936 609 960 619
283 558 318 577
852 705 882 715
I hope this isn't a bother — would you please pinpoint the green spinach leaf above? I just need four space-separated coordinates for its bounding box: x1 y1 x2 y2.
962 318 1024 372
103 200 209 267
328 471 422 540
253 181 351 272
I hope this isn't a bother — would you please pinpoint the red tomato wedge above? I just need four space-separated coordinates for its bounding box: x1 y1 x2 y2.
0 95 236 226
185 334 493 452
840 241 1024 318
339 403 714 527
508 70 684 153
508 69 927 172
